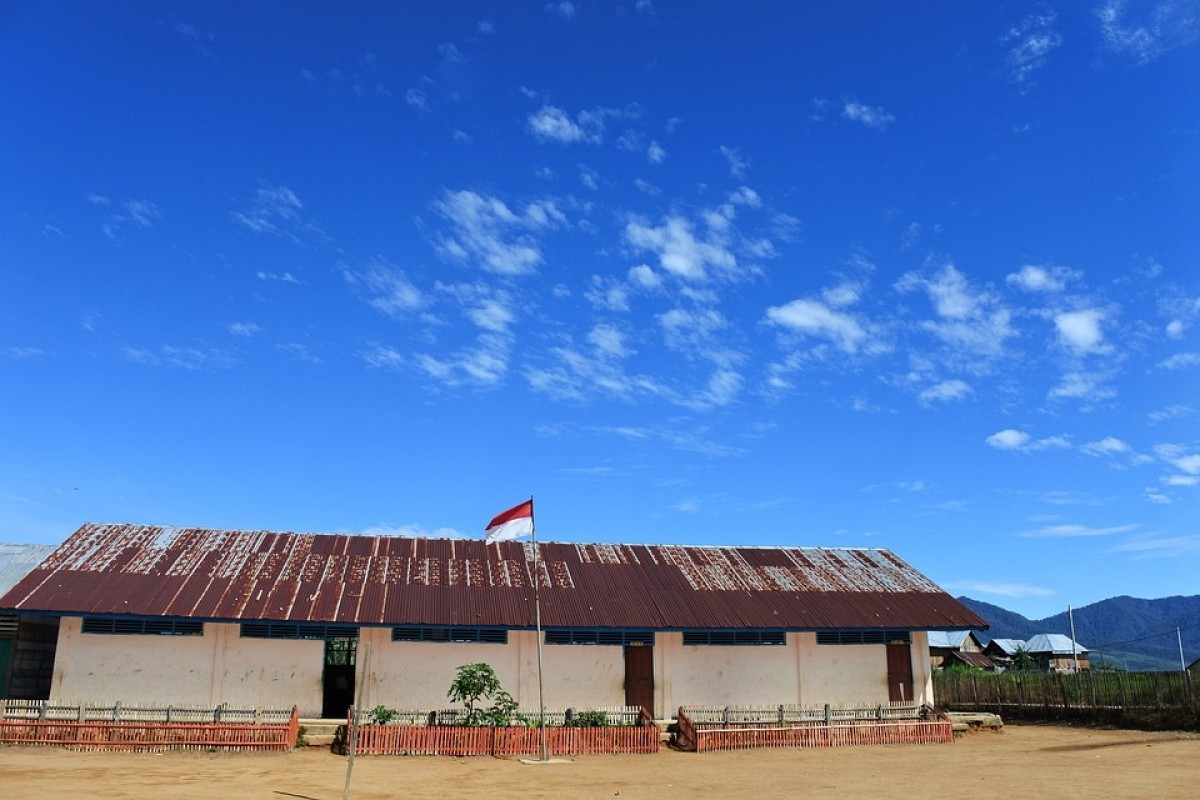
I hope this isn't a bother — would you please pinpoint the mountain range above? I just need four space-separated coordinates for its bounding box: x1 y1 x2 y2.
957 595 1200 672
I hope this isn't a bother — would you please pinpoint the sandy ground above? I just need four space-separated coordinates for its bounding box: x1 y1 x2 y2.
2 724 1197 800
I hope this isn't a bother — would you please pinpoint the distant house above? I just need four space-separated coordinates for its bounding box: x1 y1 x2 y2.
1187 656 1200 676
1025 633 1089 672
928 630 987 669
0 543 57 699
0 522 987 717
983 638 1026 669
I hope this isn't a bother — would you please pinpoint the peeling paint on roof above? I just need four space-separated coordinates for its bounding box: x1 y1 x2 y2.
0 522 988 631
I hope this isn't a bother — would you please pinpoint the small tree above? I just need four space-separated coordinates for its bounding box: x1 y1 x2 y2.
448 663 512 726
1012 645 1038 672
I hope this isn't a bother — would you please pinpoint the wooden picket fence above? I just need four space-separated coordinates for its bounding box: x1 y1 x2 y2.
675 703 953 752
348 706 659 756
0 701 299 751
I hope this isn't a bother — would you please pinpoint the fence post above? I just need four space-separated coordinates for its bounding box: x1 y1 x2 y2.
113 701 121 722
824 704 831 724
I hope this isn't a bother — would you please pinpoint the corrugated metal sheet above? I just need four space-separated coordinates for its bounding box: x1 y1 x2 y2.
0 543 56 597
0 523 988 631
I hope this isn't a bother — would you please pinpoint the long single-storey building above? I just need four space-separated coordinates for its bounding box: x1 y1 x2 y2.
0 522 987 718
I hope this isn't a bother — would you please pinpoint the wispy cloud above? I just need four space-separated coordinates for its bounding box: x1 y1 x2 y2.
1110 533 1200 558
122 345 236 371
91 196 161 239
896 262 1016 361
356 523 467 539
765 299 869 354
942 580 1056 598
719 145 749 179
233 183 319 241
985 429 1071 451
1003 11 1063 85
1096 0 1200 63
527 105 605 144
434 189 565 276
2 346 45 359
1054 309 1111 354
1006 264 1079 293
545 1 577 20
342 258 425 317
1019 522 1138 538
227 322 260 337
1148 404 1193 423
1157 351 1200 370
256 270 301 284
842 101 895 130
919 379 972 405
625 210 742 283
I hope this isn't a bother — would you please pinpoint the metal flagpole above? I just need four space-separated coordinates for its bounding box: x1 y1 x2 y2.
530 495 548 762
1068 605 1079 672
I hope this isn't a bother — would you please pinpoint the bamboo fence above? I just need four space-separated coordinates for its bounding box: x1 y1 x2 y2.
675 702 953 752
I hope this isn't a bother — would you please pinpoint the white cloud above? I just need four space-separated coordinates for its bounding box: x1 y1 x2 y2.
227 322 260 337
1080 436 1129 457
658 307 742 367
719 145 749 179
1005 264 1078 292
546 1 576 19
919 379 972 405
1154 444 1200 474
842 101 895 130
256 271 301 285
1096 0 1200 63
1048 371 1116 402
527 105 604 144
232 183 314 240
627 264 662 290
896 263 1016 358
434 189 565 276
942 580 1056 598
624 213 739 282
1054 309 1109 353
646 140 667 163
584 275 631 312
1003 12 1063 84
357 523 467 539
1019 522 1138 538
123 345 236 371
361 343 404 369
1148 404 1193 423
985 429 1072 451
1157 352 1200 370
587 324 630 358
343 259 424 317
1110 534 1200 559
1163 474 1200 486
986 429 1030 450
764 299 867 353
405 88 427 110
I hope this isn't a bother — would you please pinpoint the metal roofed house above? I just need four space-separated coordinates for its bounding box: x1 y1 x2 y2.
1025 633 1090 673
0 543 57 699
0 522 988 718
927 629 987 669
982 637 1026 669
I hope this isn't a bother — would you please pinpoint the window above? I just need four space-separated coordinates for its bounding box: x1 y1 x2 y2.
391 626 508 644
816 630 911 645
544 629 654 646
682 630 786 646
82 617 203 636
239 622 359 640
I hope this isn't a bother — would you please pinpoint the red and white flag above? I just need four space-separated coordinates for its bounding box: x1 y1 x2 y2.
485 499 534 543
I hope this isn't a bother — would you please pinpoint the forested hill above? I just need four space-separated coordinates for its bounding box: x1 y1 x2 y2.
957 595 1200 672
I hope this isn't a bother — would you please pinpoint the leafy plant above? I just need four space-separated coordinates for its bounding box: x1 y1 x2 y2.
448 662 513 726
565 709 610 727
367 705 399 725
1012 645 1038 672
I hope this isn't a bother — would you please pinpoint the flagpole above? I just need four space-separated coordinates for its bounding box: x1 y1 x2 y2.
530 495 548 762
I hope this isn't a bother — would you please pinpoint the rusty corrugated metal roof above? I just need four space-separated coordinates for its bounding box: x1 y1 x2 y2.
0 522 987 631
0 543 56 597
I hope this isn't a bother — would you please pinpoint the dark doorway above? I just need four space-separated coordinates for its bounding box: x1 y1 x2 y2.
886 642 914 703
623 644 654 716
321 636 357 718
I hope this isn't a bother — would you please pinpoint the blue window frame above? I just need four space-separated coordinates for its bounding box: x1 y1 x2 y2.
391 626 508 644
682 630 786 646
82 617 203 636
240 622 359 640
544 629 654 646
816 630 911 645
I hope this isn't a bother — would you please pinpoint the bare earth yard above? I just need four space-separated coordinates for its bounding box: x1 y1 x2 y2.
2 724 1196 800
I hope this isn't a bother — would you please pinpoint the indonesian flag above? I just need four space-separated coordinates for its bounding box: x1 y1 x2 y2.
485 499 534 543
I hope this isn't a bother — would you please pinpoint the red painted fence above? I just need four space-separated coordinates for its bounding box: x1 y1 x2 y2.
676 708 953 752
350 713 659 756
0 707 300 752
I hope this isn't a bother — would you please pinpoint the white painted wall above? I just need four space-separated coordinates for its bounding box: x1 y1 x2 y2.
50 618 932 718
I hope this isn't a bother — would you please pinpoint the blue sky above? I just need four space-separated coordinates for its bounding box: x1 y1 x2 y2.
1 2 1197 619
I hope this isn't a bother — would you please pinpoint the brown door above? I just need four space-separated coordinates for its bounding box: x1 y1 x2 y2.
623 645 654 716
886 642 914 703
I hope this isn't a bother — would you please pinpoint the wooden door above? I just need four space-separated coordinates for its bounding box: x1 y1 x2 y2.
886 643 914 703
623 645 654 716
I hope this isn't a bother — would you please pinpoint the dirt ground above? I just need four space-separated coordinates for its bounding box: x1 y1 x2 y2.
2 724 1197 800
